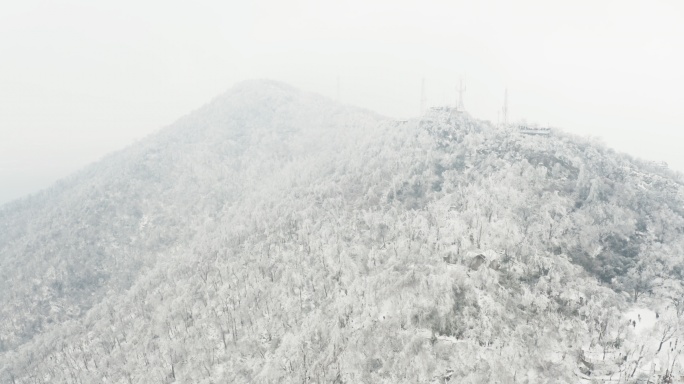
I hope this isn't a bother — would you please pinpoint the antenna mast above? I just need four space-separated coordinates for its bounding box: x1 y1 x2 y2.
420 77 426 115
502 88 508 127
456 79 466 111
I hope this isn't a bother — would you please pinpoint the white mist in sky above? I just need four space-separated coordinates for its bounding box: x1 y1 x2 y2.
1 0 683 204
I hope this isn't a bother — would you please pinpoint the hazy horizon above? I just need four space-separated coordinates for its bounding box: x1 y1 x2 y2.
2 0 683 205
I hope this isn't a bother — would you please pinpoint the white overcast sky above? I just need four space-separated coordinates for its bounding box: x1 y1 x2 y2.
1 0 683 204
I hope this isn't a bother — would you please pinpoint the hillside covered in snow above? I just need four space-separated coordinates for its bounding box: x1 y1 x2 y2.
2 80 684 383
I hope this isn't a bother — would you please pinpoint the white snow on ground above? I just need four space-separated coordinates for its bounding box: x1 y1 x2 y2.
625 307 657 336
622 306 684 381
576 306 669 383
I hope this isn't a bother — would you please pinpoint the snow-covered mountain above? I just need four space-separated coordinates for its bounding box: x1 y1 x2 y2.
2 80 684 383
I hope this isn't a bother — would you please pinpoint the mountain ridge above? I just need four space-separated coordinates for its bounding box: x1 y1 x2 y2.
3 81 684 383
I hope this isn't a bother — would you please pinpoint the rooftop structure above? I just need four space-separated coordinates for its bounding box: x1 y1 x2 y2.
518 125 551 135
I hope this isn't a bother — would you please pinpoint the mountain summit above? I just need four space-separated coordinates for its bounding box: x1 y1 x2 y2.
2 81 684 383
0 79 382 350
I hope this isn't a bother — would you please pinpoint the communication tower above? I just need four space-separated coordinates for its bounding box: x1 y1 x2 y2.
502 88 508 127
456 79 466 111
420 78 426 115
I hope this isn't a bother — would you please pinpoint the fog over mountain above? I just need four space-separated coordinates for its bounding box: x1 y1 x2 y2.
2 80 684 383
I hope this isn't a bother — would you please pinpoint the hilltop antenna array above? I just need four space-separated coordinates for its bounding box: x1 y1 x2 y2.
456 79 466 111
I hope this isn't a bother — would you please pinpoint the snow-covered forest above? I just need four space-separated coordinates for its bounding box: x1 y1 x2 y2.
2 80 684 383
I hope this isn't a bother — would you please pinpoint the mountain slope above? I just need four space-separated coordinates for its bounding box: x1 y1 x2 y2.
2 81 684 383
0 80 384 353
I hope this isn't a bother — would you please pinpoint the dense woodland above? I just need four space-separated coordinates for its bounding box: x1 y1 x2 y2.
1 80 684 383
